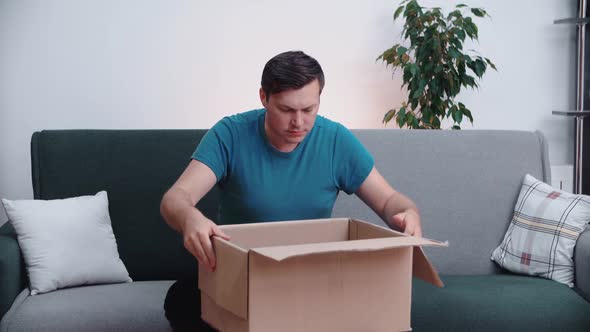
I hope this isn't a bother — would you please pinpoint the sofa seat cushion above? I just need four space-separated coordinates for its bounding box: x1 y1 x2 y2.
0 280 174 332
412 274 590 331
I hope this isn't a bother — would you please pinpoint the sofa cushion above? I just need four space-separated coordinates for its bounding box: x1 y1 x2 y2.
2 191 132 295
0 281 174 332
491 174 590 286
412 275 590 331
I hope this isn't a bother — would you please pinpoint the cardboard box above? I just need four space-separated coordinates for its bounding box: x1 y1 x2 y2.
199 218 447 332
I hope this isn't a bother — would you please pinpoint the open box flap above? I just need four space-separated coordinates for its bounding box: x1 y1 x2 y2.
413 246 445 287
219 218 350 249
198 238 249 320
250 236 447 262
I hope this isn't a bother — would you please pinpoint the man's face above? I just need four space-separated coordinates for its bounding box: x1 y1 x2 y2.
260 79 321 153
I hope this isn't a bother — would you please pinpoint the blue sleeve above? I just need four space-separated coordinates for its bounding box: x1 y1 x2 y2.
191 118 233 182
333 125 375 194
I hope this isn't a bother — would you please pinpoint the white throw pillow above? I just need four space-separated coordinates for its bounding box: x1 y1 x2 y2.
2 191 131 295
491 174 590 286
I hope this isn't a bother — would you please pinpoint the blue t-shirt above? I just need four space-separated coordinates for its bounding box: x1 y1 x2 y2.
192 109 374 225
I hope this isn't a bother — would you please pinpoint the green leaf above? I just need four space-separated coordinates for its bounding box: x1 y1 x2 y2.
409 63 418 76
412 79 426 99
452 107 463 123
456 4 468 8
430 79 439 94
449 36 462 49
432 115 441 129
376 45 399 64
431 35 440 51
445 74 455 96
410 97 418 110
422 107 432 121
471 8 486 17
447 9 461 20
405 112 415 128
406 1 422 17
383 109 396 124
397 46 408 56
452 125 461 130
463 20 478 39
455 28 466 41
394 6 405 20
474 59 486 77
462 107 474 122
471 23 479 39
397 106 407 127
412 88 422 99
432 8 442 17
458 59 466 76
402 53 410 63
485 58 497 71
403 66 413 84
462 75 476 88
446 105 458 118
463 25 474 39
448 47 460 59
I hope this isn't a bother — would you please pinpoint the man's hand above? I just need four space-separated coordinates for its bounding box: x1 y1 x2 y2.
181 216 230 272
355 167 423 237
160 160 229 272
390 209 422 237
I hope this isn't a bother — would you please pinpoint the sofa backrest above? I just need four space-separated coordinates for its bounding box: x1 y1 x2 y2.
31 130 210 281
332 129 550 275
31 129 550 280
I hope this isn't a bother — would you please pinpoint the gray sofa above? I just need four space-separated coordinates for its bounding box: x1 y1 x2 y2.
0 129 589 331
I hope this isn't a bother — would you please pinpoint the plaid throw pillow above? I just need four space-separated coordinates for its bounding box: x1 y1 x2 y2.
491 174 590 286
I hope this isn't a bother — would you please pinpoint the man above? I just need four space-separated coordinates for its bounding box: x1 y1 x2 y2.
160 50 421 331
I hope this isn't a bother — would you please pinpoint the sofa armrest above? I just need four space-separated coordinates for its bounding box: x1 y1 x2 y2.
575 224 590 302
0 222 26 319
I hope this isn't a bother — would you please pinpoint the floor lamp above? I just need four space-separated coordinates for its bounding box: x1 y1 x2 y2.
553 0 590 194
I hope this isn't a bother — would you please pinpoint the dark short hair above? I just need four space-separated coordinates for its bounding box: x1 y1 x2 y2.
261 51 325 101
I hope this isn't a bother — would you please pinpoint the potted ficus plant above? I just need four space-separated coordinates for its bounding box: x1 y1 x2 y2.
377 0 496 129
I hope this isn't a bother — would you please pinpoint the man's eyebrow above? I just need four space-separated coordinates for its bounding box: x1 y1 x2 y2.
277 104 294 110
277 104 317 110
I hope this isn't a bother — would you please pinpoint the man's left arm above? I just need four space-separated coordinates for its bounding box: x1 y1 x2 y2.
355 167 422 237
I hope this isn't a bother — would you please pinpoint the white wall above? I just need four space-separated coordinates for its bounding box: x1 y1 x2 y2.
0 0 577 224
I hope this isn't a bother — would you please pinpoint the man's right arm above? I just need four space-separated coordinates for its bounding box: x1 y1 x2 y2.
160 159 230 271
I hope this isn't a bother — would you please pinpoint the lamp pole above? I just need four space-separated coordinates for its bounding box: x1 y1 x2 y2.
574 0 587 194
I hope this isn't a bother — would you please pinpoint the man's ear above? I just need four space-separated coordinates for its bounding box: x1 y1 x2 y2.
259 88 267 107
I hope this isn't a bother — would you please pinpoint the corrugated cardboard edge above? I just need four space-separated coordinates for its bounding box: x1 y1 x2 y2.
350 218 407 239
218 218 350 250
219 217 351 232
199 237 249 320
250 236 447 262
